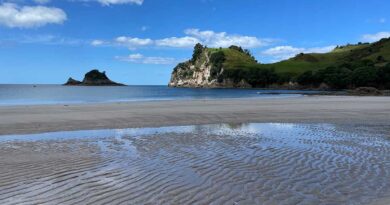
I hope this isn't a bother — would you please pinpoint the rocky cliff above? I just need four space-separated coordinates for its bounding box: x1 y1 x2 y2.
64 69 124 86
168 48 216 88
168 44 253 88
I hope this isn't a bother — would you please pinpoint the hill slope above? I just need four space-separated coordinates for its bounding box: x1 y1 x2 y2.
169 38 390 89
266 39 390 74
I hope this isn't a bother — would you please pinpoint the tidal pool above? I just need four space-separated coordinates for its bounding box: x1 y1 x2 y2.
0 123 389 205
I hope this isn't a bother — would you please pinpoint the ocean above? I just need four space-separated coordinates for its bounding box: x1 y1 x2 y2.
0 84 318 106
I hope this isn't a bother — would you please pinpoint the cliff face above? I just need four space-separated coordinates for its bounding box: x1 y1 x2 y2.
168 45 252 88
64 69 125 86
169 51 215 88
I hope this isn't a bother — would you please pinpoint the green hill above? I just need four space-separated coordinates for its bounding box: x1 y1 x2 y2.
220 38 390 75
266 39 390 74
169 39 390 89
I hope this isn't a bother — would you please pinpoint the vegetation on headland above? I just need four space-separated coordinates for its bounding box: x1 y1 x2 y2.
170 38 390 90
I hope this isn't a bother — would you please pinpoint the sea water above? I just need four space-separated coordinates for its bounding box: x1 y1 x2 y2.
0 84 319 106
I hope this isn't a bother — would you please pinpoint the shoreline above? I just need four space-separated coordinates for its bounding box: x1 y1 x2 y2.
1 96 389 135
0 89 389 108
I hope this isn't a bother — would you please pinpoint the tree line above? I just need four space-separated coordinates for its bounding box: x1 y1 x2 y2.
222 60 390 89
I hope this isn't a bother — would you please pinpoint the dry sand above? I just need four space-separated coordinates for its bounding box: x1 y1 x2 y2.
0 96 389 135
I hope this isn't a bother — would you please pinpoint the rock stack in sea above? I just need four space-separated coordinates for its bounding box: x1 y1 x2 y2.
64 69 125 86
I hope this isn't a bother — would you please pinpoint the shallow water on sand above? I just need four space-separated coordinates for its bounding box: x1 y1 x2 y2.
0 123 389 205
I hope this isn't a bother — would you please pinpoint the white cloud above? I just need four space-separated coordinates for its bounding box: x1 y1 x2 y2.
2 34 84 46
91 39 105 46
97 0 143 6
263 46 301 55
34 0 51 4
305 46 335 53
0 3 66 28
91 36 153 49
67 0 144 6
90 36 154 50
22 34 83 45
361 31 390 42
155 36 199 48
116 53 177 65
183 28 270 48
261 45 335 61
93 28 273 49
114 36 153 48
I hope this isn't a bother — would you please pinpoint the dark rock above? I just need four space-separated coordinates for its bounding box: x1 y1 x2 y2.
350 87 383 95
81 69 123 86
64 69 125 86
64 77 82 85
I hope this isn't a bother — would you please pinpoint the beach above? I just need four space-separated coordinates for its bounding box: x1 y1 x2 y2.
0 96 389 135
1 95 390 204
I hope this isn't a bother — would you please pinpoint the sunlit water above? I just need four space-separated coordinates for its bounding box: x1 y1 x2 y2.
0 85 319 106
0 123 389 204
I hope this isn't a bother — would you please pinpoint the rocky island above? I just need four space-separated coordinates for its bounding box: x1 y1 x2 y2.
64 69 125 86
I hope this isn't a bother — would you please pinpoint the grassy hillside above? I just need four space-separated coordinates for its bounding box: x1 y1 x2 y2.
208 47 258 69
212 38 390 76
273 38 390 73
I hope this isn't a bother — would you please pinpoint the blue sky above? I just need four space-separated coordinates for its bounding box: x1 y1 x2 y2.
0 0 390 85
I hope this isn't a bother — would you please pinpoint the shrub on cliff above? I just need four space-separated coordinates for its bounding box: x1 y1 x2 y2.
223 67 278 87
228 45 244 53
377 64 390 89
351 66 378 87
246 68 278 87
210 51 226 79
276 72 294 84
314 67 352 89
191 43 204 63
296 71 316 86
223 69 247 83
295 63 386 89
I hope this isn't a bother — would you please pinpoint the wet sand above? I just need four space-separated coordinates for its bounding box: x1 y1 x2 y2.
0 123 389 204
1 96 390 135
1 96 390 204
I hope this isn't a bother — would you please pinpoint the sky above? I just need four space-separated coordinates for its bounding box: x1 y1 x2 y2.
0 0 390 85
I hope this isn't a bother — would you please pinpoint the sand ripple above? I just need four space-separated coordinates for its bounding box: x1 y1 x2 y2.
0 123 389 205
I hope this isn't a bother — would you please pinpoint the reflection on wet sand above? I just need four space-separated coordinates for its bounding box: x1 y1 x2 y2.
0 123 389 205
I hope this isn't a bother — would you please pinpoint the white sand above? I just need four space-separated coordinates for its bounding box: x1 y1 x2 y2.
0 96 389 135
